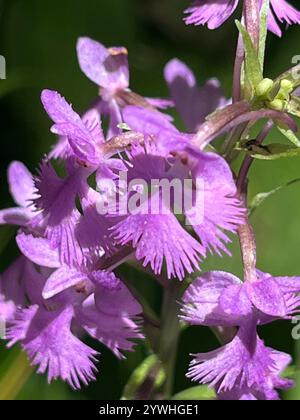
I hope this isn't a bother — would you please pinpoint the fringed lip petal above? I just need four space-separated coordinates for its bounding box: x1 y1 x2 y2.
268 0 300 36
187 326 293 397
7 305 98 389
184 0 300 37
184 0 239 29
112 211 204 280
186 151 245 256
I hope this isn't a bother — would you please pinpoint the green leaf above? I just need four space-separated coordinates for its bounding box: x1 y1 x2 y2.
0 348 32 400
171 386 216 401
236 20 263 99
277 124 300 147
121 354 166 400
249 178 300 215
239 142 300 160
258 0 270 71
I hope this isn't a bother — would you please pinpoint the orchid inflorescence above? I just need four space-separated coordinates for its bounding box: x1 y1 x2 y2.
1 0 300 400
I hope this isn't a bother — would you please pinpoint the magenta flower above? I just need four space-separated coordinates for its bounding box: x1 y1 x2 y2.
184 0 300 37
109 141 205 279
108 133 244 279
164 59 227 132
182 270 300 327
181 270 300 399
6 257 143 389
187 325 293 400
1 16 299 397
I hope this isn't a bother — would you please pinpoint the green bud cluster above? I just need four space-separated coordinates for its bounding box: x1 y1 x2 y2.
255 78 295 113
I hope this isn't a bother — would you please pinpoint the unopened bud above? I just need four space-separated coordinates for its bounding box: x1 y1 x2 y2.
255 78 274 97
281 79 294 91
268 99 286 111
276 79 295 100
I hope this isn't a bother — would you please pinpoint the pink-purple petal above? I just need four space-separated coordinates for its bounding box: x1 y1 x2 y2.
77 37 129 90
182 271 244 326
16 233 60 268
246 278 287 317
43 266 88 300
8 161 36 208
8 305 98 389
184 0 239 29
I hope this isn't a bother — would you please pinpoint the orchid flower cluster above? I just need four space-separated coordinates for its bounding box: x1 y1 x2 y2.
1 0 300 401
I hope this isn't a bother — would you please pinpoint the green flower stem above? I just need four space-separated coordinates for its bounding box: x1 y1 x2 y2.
236 121 273 282
158 280 182 399
222 122 249 159
236 120 273 192
237 209 257 283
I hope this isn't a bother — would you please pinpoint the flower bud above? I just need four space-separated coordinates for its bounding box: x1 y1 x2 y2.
268 98 286 111
255 78 274 97
276 79 294 100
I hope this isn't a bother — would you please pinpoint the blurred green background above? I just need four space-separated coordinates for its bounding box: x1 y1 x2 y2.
1 0 300 400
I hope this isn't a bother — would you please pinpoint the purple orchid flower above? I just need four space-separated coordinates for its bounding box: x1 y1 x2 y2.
184 0 300 37
181 270 300 399
6 257 143 389
108 136 244 279
181 270 300 327
187 324 293 400
164 58 227 132
105 140 205 279
218 348 292 400
76 37 172 139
